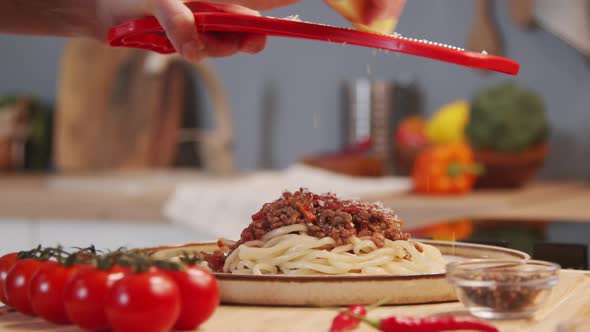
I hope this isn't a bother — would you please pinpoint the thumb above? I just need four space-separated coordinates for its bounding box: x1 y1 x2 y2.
150 0 203 61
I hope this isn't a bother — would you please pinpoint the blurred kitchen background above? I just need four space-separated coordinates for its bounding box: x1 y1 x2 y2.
0 1 589 269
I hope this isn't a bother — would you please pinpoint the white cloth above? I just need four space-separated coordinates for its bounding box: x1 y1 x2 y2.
535 0 590 58
163 164 411 240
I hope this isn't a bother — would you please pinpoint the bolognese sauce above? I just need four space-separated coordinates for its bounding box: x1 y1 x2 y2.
207 188 410 272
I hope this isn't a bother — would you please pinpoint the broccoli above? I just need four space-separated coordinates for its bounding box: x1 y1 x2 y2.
466 82 549 152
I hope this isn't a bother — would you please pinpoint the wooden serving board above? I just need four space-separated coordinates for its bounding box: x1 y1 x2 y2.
54 38 187 172
0 270 588 332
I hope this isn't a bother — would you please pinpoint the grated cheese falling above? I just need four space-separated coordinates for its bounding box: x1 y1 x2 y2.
273 14 466 52
283 14 302 21
313 112 320 129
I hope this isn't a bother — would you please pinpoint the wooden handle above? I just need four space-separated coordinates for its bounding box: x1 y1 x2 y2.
474 0 492 16
509 0 536 29
467 0 503 62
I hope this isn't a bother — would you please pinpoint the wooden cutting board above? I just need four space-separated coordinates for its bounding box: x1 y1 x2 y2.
1 270 589 332
54 38 188 172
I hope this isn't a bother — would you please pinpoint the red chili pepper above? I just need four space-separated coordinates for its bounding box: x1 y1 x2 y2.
329 305 367 332
373 316 498 332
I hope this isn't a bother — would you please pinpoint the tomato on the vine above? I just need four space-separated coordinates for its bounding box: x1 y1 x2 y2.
0 252 19 305
105 269 181 332
164 265 220 330
4 258 46 315
64 265 129 331
28 261 86 324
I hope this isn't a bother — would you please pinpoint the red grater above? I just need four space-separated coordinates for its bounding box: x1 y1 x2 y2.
107 2 520 75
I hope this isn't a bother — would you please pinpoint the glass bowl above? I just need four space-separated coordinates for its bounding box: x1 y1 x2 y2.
446 259 560 320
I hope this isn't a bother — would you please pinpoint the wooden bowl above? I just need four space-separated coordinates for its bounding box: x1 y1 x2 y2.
473 144 548 188
301 154 385 177
393 144 427 175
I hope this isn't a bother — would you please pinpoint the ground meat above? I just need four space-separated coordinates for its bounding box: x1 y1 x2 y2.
207 250 226 272
207 188 411 271
234 188 409 249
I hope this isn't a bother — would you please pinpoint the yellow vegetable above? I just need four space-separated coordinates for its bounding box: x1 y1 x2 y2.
425 100 470 144
325 0 397 35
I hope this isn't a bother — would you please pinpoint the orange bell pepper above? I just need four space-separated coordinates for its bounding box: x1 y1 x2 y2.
412 143 482 195
409 219 474 241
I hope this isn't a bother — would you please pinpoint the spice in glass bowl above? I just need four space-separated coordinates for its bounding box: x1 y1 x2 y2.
446 259 560 319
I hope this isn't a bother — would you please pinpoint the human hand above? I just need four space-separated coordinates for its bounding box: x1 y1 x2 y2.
96 0 300 62
95 0 406 62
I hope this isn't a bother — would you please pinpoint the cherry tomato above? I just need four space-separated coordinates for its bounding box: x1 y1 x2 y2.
0 252 19 305
4 258 46 315
163 265 220 330
64 265 129 331
28 261 86 324
105 270 181 332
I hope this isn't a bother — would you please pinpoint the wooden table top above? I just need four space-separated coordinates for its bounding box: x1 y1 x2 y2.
1 270 588 332
1 171 589 226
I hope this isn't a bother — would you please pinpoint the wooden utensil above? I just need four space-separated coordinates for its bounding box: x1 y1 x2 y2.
183 60 235 176
467 0 503 59
509 0 536 29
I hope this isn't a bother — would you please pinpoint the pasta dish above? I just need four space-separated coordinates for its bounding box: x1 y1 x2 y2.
205 189 446 276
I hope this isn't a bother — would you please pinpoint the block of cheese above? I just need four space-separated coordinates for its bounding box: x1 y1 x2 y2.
325 0 397 35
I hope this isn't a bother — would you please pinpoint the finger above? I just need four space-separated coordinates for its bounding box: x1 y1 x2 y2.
198 32 267 58
363 0 406 25
150 0 202 62
195 4 267 57
201 3 262 15
200 32 242 58
207 0 300 11
239 33 267 54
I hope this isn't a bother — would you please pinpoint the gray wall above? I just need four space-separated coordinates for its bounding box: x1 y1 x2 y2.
1 0 589 179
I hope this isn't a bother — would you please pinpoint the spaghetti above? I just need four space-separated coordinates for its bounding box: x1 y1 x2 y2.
221 224 446 275
206 189 446 276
